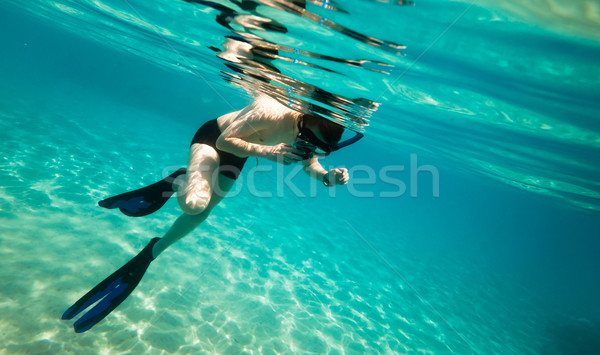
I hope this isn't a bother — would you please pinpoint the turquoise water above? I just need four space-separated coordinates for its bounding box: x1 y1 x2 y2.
1 0 599 354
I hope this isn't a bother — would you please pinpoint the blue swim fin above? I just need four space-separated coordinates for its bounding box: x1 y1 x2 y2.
98 168 186 217
62 238 160 333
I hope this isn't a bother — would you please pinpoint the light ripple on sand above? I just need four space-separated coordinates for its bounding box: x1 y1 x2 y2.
0 107 551 354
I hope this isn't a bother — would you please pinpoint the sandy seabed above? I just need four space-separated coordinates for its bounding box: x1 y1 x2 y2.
0 108 549 354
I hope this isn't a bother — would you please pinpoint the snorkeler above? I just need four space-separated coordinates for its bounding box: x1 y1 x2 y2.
62 94 363 332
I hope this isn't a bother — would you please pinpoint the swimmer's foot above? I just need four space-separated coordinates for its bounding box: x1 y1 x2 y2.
62 238 160 333
98 168 187 217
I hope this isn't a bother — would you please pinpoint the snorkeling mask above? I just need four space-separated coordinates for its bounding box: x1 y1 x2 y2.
293 119 364 159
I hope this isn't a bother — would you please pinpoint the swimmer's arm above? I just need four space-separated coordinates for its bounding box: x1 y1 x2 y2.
303 156 349 186
216 112 272 158
302 156 327 180
216 110 302 164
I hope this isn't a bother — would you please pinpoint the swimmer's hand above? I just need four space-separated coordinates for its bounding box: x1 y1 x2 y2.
266 143 303 165
325 168 349 186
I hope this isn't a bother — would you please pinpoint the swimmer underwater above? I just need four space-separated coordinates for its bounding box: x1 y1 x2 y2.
61 95 363 332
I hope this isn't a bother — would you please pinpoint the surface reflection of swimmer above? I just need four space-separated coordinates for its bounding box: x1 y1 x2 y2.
186 0 397 95
212 33 380 122
184 0 291 33
187 0 404 53
215 34 392 75
62 94 363 333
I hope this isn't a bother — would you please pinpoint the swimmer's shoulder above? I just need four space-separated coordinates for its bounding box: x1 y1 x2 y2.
216 109 243 130
217 95 301 129
254 95 302 122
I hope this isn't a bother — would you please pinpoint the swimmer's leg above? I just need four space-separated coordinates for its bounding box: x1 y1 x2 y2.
175 143 220 215
61 173 235 331
152 172 236 258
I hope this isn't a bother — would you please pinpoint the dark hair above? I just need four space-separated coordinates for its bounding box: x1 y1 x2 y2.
302 114 344 145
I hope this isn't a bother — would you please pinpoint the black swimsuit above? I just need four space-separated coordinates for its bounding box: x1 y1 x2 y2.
191 119 247 180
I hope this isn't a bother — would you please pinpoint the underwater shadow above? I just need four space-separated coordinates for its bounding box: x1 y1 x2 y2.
541 318 600 355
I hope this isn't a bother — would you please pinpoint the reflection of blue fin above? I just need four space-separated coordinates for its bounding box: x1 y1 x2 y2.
98 168 187 217
62 238 160 333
